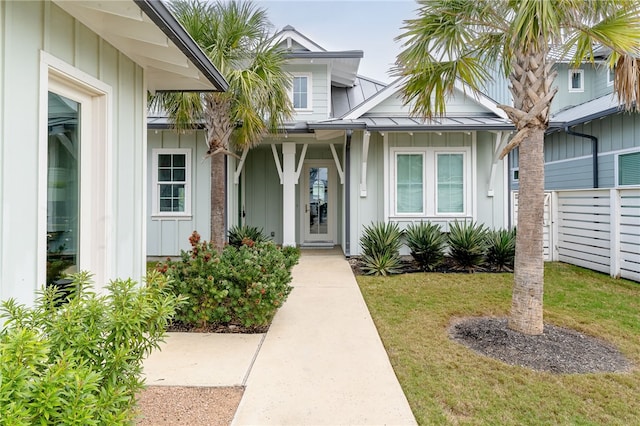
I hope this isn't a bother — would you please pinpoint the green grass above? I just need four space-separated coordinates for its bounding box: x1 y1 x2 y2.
357 262 640 425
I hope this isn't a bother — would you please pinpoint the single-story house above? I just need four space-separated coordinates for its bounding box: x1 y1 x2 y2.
0 0 226 307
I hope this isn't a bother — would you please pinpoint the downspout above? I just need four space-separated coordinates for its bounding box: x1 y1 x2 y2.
564 125 598 188
345 129 352 256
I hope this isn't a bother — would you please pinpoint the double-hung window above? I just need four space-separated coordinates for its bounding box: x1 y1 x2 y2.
569 69 584 92
618 151 640 186
152 149 191 216
392 148 469 217
291 73 312 111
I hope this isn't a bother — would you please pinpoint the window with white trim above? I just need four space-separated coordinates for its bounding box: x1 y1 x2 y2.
569 69 584 92
152 149 191 216
618 151 640 186
391 148 470 216
291 73 312 110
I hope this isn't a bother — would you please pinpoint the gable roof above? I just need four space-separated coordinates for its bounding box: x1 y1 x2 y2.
275 25 363 87
53 0 227 92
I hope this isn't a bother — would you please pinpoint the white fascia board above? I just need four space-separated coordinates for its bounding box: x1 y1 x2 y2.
341 78 406 120
453 80 508 119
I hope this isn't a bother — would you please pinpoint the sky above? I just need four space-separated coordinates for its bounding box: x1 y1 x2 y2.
253 0 419 83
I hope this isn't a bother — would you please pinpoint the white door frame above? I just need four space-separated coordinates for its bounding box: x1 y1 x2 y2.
300 160 337 244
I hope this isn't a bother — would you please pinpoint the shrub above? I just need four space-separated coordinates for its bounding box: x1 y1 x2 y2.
486 228 516 271
360 222 403 276
405 221 447 271
158 231 297 328
0 272 180 424
228 225 269 248
447 220 489 272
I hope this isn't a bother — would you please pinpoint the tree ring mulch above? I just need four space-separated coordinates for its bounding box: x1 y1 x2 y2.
449 317 633 374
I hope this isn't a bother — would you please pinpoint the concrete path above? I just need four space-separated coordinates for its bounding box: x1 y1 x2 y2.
231 251 416 425
142 250 416 425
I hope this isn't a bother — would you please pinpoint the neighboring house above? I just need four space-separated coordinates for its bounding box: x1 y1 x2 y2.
0 0 226 307
147 26 514 257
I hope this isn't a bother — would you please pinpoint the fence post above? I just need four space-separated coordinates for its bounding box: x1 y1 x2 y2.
610 188 621 278
551 191 559 261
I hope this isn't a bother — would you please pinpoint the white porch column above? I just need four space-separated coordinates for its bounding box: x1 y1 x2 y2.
282 143 297 247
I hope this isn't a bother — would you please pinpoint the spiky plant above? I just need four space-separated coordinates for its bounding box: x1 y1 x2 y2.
486 228 516 272
227 225 269 247
359 222 403 276
447 220 489 272
405 221 447 271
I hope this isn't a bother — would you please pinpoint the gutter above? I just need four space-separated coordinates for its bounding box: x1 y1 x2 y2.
564 125 599 188
344 130 352 256
134 0 228 92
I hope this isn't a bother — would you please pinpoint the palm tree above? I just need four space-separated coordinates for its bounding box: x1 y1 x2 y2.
395 0 640 335
152 0 292 252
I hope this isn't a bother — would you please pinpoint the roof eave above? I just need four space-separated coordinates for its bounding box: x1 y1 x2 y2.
134 0 228 92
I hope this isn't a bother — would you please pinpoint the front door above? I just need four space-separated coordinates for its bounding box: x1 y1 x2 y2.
302 162 336 244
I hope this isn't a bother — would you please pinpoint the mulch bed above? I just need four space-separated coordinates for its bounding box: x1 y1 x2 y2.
348 256 510 276
450 317 633 374
167 321 269 334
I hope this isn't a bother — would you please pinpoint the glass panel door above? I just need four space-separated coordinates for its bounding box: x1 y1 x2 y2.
47 92 80 286
305 165 332 242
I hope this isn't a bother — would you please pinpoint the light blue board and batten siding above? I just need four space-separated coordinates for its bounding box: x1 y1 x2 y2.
347 130 508 256
285 64 329 122
0 1 146 305
552 63 613 113
511 111 640 190
147 130 212 257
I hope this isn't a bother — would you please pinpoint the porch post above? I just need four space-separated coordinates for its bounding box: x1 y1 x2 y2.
282 143 297 247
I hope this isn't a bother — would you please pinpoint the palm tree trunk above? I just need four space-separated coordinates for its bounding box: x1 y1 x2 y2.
210 153 226 252
508 126 545 335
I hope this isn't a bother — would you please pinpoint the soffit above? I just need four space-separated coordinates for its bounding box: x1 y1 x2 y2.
52 0 227 92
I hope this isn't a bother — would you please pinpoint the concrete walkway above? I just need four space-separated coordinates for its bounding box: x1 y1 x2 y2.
143 250 416 425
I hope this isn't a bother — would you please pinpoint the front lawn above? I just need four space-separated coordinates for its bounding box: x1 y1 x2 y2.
357 262 640 425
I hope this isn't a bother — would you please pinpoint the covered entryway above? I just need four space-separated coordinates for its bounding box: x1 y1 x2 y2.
301 161 337 246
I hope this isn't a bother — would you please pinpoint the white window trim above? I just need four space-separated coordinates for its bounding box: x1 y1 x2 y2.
568 69 584 92
607 66 615 87
151 148 192 217
39 51 112 290
290 72 313 112
615 149 640 187
391 150 425 216
389 146 472 218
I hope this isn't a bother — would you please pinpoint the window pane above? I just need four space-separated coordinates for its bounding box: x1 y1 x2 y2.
293 76 308 109
396 154 423 213
172 184 185 197
158 154 171 167
437 154 464 213
158 169 171 181
159 199 172 211
47 92 80 285
173 169 185 181
619 152 640 185
571 71 582 89
160 184 172 197
172 154 185 167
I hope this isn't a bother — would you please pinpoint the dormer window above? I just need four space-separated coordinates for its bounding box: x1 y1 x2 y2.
292 73 312 111
569 69 584 92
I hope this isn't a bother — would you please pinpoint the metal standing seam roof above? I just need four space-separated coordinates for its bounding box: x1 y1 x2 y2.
309 116 514 131
549 94 625 129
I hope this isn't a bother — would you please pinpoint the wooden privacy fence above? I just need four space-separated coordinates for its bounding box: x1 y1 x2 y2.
512 188 640 282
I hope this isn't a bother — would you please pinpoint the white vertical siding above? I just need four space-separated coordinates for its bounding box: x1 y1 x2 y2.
1 1 146 305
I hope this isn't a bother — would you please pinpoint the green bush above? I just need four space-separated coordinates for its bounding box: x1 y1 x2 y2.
158 231 297 328
447 220 489 272
0 272 180 424
405 221 447 271
360 222 403 276
486 228 516 271
227 225 269 248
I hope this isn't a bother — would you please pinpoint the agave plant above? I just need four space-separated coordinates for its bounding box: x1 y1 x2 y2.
486 228 516 272
227 225 269 247
447 220 488 272
405 221 447 271
359 222 403 276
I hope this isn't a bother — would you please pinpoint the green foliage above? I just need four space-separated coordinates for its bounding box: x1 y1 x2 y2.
486 228 516 271
227 224 269 248
447 220 489 272
158 231 297 328
405 221 447 271
0 272 180 424
360 222 403 276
